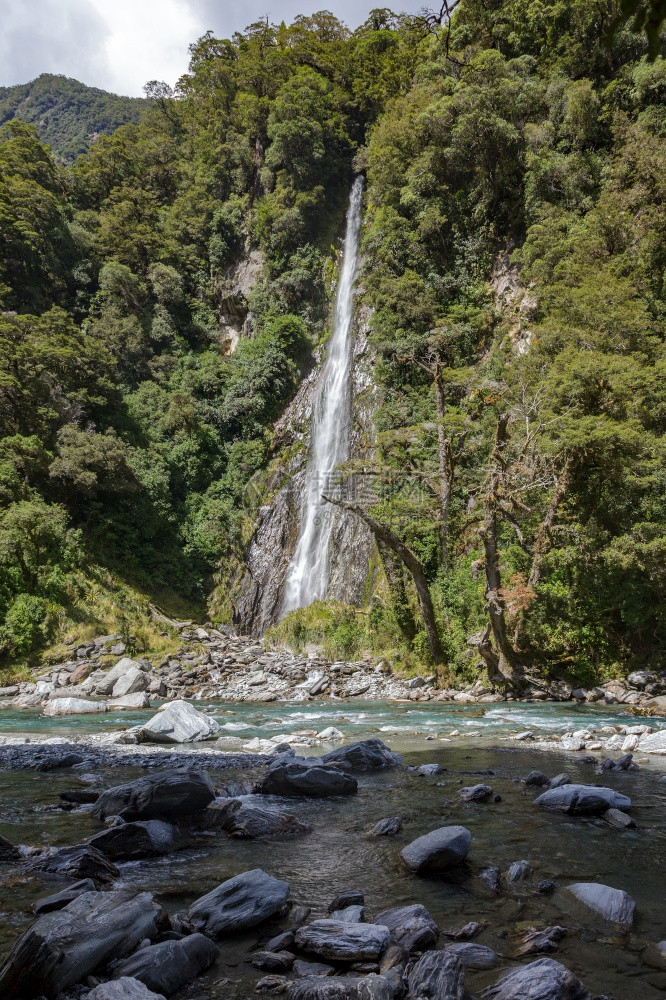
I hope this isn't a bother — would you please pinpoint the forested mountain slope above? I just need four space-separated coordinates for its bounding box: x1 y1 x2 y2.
0 74 146 163
0 4 664 687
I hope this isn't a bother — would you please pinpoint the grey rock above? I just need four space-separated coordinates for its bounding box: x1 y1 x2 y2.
259 761 358 797
251 950 296 972
321 739 402 771
204 797 312 838
459 783 493 802
549 773 572 789
92 769 215 822
406 950 464 1000
479 957 590 999
111 667 149 699
265 931 296 953
188 868 290 936
43 697 106 716
374 904 438 953
294 919 390 962
417 764 444 776
90 820 185 861
330 905 365 923
604 807 636 829
288 974 392 1000
370 816 403 837
0 889 160 998
400 825 471 874
565 882 636 927
480 866 501 893
89 977 166 1000
638 730 666 754
112 933 218 994
534 784 631 816
443 942 499 969
516 926 568 956
442 922 484 941
524 770 550 787
328 891 364 912
108 693 151 710
293 959 336 977
139 700 220 743
95 657 140 695
34 879 96 914
507 860 532 882
32 844 118 884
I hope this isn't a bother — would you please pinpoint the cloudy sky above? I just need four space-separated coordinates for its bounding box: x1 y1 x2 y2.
1 0 426 97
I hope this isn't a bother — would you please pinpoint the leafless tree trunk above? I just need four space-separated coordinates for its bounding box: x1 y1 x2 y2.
324 495 445 663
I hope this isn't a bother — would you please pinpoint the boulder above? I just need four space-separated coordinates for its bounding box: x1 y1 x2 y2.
92 769 215 822
258 761 358 797
479 957 590 999
288 974 392 1000
139 701 220 743
459 784 493 802
0 890 160 998
638 730 666 754
374 904 438 952
89 979 166 1000
370 816 403 837
188 868 290 936
204 797 312 838
604 807 636 830
112 933 218 995
43 698 106 716
534 784 631 816
443 942 499 969
406 950 464 1000
89 820 185 861
34 879 96 914
95 658 143 696
524 770 550 787
400 825 472 874
108 693 151 710
294 920 390 962
111 667 149 699
32 844 118 884
321 739 402 771
565 882 636 927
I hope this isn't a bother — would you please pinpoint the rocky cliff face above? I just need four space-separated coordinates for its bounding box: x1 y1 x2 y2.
232 309 376 635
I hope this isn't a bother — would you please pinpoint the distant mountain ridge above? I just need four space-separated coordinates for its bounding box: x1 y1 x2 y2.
0 73 147 163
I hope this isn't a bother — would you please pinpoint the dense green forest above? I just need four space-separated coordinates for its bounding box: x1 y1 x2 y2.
0 74 147 163
0 3 664 686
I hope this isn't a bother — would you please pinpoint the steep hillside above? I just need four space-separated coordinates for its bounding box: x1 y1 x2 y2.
0 74 146 162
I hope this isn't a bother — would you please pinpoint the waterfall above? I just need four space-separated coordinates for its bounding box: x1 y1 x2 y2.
281 175 364 616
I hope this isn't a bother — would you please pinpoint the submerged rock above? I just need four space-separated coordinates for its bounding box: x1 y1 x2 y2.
34 878 96 914
89 820 185 860
400 825 471 874
507 860 532 883
0 889 160 998
321 739 402 771
406 950 464 1000
204 797 312 838
259 761 358 797
565 882 636 927
479 957 590 999
188 868 290 935
112 933 218 995
369 816 403 837
459 784 493 802
92 769 215 822
138 701 220 743
534 784 631 816
374 904 438 953
294 920 390 962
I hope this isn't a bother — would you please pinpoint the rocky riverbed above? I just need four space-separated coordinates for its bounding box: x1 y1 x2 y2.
0 737 665 1000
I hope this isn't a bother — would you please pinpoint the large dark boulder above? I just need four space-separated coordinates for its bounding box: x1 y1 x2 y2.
288 974 393 1000
32 845 118 884
321 739 402 772
204 797 312 838
479 958 591 999
112 933 218 995
565 882 636 927
187 868 290 936
90 820 185 861
92 770 215 822
534 784 631 816
406 950 464 1000
294 919 390 962
258 761 358 797
400 826 472 874
0 890 160 998
374 904 438 952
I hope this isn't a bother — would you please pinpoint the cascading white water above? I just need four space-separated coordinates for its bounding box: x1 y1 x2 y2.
281 176 364 615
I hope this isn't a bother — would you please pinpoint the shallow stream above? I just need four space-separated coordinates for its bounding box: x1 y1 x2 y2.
1 702 665 998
